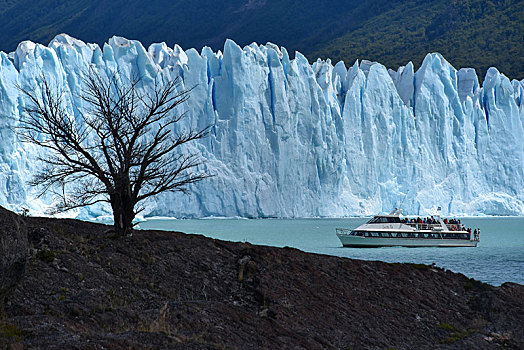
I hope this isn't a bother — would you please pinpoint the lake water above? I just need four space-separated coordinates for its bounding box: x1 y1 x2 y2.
138 217 524 286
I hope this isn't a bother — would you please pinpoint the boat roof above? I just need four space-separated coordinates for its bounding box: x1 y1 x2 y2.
378 208 443 218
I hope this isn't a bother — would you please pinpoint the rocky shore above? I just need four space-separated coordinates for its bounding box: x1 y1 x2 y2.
1 207 523 349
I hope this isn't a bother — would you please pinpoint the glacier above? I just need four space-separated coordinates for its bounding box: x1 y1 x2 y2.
0 34 523 219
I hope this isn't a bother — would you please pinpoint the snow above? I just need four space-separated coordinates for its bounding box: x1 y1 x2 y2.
0 33 523 218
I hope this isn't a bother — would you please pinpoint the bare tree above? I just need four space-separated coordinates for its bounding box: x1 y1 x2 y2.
17 70 210 236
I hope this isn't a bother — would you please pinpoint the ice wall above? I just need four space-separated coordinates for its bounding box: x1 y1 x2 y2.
0 34 523 218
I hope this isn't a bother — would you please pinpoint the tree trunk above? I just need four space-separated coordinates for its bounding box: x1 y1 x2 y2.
110 191 135 236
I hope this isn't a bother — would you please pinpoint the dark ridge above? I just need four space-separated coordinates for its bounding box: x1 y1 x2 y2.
1 207 523 348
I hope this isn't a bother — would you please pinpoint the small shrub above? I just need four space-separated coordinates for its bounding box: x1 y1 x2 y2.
441 329 476 344
0 323 23 341
36 249 55 263
464 277 488 291
439 323 476 344
136 302 171 335
54 225 68 236
439 323 459 331
107 288 130 307
69 307 80 317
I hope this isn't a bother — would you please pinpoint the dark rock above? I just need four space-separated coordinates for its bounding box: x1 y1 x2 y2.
28 227 50 248
0 206 27 312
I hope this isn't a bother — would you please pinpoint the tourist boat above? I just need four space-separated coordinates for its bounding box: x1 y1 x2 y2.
336 208 480 247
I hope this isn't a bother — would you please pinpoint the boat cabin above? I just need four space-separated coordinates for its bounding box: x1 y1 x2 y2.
368 216 401 224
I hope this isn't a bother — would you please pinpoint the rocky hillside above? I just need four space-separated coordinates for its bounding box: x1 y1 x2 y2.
1 209 523 349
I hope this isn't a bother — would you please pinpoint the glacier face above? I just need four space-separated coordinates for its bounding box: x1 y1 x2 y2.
0 34 523 218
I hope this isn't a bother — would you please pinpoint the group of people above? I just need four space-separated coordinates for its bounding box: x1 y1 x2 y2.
403 216 443 225
402 216 480 240
443 218 460 225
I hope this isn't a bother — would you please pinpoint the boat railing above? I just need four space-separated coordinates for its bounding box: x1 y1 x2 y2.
405 223 438 230
405 222 464 231
338 224 467 233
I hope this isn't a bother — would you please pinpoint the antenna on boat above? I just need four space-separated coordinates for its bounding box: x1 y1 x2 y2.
398 193 408 211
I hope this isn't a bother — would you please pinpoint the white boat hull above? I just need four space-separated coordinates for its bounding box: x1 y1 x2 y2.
337 234 479 248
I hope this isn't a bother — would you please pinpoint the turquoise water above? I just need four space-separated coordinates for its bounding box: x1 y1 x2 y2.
138 217 524 286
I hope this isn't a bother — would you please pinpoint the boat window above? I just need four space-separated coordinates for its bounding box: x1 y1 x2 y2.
368 216 401 224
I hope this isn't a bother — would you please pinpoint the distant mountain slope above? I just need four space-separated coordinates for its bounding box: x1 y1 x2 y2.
310 0 524 80
0 0 522 79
